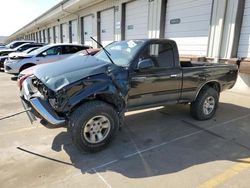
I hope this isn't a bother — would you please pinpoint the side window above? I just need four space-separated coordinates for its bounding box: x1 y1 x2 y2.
43 46 62 56
62 46 82 54
139 43 175 68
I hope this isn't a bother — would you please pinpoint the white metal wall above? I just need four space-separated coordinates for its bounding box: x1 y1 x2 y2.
125 0 149 39
165 0 213 56
83 15 93 46
100 8 115 46
71 19 78 43
238 0 250 58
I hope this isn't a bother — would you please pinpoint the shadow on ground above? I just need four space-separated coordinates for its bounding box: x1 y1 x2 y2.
50 102 250 178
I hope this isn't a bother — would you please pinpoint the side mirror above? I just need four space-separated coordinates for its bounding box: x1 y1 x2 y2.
137 58 154 70
41 52 47 57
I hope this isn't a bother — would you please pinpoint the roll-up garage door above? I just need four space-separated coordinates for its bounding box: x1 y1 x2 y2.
83 15 93 46
41 30 44 43
62 23 69 43
55 26 60 43
44 29 48 43
125 0 149 39
71 19 78 43
49 28 53 43
165 0 213 56
238 0 250 58
100 8 114 46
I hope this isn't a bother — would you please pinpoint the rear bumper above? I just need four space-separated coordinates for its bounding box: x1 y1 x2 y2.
21 78 65 126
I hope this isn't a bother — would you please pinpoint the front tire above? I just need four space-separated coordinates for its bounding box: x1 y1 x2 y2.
68 101 119 153
190 87 219 120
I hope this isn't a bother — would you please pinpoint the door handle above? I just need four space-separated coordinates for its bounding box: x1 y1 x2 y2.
131 77 146 82
170 74 177 78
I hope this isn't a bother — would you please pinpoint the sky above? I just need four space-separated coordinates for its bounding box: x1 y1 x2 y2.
0 0 62 36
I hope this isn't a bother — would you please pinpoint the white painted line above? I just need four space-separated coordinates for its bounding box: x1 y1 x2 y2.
93 169 112 188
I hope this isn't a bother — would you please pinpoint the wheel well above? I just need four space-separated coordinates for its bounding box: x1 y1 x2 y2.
194 81 221 101
19 63 35 72
204 81 221 93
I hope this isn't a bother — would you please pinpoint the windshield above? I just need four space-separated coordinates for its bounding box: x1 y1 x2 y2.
95 40 144 66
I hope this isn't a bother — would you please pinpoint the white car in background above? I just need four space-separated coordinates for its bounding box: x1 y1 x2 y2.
4 43 91 74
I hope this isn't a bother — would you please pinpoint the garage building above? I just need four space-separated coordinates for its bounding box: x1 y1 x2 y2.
6 0 250 92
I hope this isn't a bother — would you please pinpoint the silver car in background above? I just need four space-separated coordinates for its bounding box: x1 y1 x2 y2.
4 43 91 74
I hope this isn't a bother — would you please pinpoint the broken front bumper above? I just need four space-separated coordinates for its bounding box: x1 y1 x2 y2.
21 77 65 126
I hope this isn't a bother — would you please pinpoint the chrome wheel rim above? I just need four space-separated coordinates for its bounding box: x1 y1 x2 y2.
83 115 111 144
203 96 215 115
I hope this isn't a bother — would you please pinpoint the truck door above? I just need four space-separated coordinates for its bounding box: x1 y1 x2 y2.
128 42 182 108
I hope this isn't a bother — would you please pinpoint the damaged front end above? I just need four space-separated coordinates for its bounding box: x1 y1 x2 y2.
21 76 66 128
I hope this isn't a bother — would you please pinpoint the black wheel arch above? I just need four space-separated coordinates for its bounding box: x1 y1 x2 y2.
194 81 221 102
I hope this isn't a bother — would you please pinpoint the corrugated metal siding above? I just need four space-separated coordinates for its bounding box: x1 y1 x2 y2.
238 0 250 58
165 0 213 56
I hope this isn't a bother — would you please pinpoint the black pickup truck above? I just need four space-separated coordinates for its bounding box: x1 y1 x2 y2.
21 39 238 152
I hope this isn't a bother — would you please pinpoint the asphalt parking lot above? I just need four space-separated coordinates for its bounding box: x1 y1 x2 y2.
0 72 250 188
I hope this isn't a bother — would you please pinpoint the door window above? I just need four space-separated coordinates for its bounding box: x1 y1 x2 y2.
42 46 62 56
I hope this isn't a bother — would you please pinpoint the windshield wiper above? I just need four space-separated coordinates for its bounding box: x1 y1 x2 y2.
90 36 115 65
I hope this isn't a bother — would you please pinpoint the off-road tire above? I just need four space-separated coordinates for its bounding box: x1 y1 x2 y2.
68 101 119 153
190 87 219 120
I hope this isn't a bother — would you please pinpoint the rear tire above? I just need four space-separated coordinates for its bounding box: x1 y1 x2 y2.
68 101 119 153
190 87 219 120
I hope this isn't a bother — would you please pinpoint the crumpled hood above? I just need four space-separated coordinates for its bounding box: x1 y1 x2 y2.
33 54 112 91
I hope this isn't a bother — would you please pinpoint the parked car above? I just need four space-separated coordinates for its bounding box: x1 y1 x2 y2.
0 43 44 69
20 39 238 152
3 40 35 49
17 48 100 89
4 43 91 74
